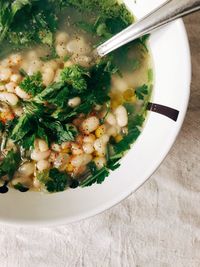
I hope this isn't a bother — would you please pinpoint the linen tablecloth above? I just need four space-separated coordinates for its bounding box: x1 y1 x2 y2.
0 14 199 267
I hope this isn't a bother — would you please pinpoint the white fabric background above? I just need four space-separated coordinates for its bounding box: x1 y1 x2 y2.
0 15 199 267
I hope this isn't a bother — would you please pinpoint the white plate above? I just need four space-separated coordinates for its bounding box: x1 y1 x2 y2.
0 0 191 226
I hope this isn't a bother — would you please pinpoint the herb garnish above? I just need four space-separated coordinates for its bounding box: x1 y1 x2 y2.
37 168 69 192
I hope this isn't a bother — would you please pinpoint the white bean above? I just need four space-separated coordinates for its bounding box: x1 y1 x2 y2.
61 141 71 150
12 176 32 187
38 139 49 152
114 105 128 127
49 151 57 163
68 97 81 108
13 106 24 117
37 160 50 171
15 86 31 99
51 143 61 152
81 116 100 134
21 62 29 73
19 162 35 176
56 32 69 45
105 113 117 126
94 104 102 111
100 134 109 144
33 178 41 189
42 68 55 86
0 68 12 81
71 155 84 168
72 55 91 67
27 60 42 75
82 154 92 165
0 59 9 68
5 82 16 93
54 153 69 170
67 38 91 55
112 75 128 92
9 54 22 66
0 92 19 106
54 69 62 82
82 143 94 154
10 74 22 83
106 126 118 137
122 127 128 135
42 61 58 71
71 143 83 155
56 44 68 57
71 154 92 168
0 85 5 91
94 138 106 156
64 61 74 68
31 149 51 161
94 157 106 169
83 134 96 143
26 50 38 60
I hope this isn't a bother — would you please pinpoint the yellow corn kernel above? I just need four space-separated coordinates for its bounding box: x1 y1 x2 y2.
131 94 137 103
62 148 70 153
111 100 118 109
115 134 123 143
92 150 99 157
110 92 124 109
95 125 106 138
123 89 134 101
66 163 74 172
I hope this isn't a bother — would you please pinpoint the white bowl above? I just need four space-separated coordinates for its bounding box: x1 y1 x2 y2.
0 0 191 226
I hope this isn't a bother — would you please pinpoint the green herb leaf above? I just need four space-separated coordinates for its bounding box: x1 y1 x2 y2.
20 72 44 96
10 114 32 142
41 121 77 144
135 84 149 100
40 48 59 61
130 58 140 71
0 150 21 180
0 121 4 132
0 0 59 52
34 82 66 105
0 0 32 43
21 134 35 149
61 65 89 93
80 156 121 187
112 127 141 157
148 68 153 83
14 182 29 192
80 162 110 187
37 168 69 192
76 21 94 33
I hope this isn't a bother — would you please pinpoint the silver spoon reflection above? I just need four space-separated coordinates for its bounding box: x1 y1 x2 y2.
97 0 200 57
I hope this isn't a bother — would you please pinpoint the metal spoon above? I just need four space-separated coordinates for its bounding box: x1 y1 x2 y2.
97 0 200 57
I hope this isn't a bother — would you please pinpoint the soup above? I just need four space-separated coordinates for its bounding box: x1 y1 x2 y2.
0 0 152 193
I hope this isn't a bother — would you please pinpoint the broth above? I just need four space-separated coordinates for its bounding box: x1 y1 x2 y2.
0 1 152 193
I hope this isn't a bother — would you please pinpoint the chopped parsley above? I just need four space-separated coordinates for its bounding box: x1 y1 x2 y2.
20 72 44 96
37 168 69 192
60 65 89 93
0 150 21 180
14 183 29 192
135 84 149 100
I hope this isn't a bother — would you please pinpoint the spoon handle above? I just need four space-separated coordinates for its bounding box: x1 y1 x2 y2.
97 0 200 57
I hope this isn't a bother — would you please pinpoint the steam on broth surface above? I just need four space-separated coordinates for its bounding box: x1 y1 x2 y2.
0 1 152 193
